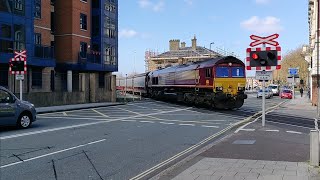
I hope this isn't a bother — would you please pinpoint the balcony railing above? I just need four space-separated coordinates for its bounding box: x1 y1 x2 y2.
34 45 54 59
78 52 101 64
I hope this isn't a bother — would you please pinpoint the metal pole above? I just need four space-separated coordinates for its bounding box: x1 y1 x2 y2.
293 75 295 100
317 0 320 116
19 79 22 100
262 78 266 127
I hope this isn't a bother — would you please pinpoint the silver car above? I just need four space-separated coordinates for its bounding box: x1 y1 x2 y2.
257 89 273 99
0 86 36 128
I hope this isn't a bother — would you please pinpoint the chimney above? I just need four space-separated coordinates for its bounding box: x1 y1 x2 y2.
191 35 197 50
181 42 186 48
169 39 180 51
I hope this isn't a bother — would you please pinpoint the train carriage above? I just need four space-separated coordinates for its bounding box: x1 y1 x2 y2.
146 56 247 109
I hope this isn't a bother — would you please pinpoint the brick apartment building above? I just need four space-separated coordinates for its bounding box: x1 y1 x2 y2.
0 0 118 106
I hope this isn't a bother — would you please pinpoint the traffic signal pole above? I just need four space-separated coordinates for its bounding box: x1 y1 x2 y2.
19 79 22 100
262 43 266 127
262 77 266 127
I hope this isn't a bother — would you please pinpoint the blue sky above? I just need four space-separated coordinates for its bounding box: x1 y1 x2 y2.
118 0 309 75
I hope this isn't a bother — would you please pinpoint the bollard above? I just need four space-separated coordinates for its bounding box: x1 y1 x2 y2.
310 130 319 166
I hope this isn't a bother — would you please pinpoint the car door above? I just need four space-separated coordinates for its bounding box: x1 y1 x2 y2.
0 89 17 125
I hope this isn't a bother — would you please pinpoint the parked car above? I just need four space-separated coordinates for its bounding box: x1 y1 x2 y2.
268 84 280 96
0 86 36 128
257 89 273 99
280 89 293 99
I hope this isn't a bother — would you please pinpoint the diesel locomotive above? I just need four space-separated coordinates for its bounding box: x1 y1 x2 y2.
117 56 247 109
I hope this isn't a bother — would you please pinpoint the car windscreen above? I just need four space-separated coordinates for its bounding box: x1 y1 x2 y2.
268 86 278 89
283 90 291 93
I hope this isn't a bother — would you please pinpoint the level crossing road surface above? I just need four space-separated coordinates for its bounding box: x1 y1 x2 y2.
0 96 285 180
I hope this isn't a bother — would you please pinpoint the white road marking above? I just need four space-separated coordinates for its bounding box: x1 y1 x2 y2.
115 107 163 120
139 121 155 123
1 107 192 140
37 116 109 121
159 122 175 125
0 139 106 169
286 131 303 134
201 125 219 128
92 109 109 117
239 128 255 131
120 120 136 122
235 116 261 133
179 124 195 126
63 112 67 116
265 129 279 132
266 121 312 129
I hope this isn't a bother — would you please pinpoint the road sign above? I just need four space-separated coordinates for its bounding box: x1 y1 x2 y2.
256 70 273 80
14 50 27 59
16 74 24 80
9 57 27 75
289 68 298 76
246 46 282 70
250 34 279 47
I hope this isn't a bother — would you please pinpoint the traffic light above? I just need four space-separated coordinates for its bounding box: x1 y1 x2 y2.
9 61 24 71
249 50 278 67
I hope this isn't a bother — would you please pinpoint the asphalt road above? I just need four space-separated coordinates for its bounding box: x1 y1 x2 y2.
0 95 284 180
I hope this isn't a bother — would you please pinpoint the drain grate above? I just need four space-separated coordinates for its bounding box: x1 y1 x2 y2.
232 140 256 145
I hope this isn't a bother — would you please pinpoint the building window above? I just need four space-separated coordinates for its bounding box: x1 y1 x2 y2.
0 0 25 15
104 2 116 12
104 44 116 65
14 24 25 50
80 42 87 58
99 72 105 88
80 13 87 30
34 33 41 45
15 0 23 11
1 24 12 38
32 68 42 88
92 15 100 36
0 39 13 53
35 0 41 18
92 0 99 8
80 0 87 2
103 17 116 38
205 68 212 78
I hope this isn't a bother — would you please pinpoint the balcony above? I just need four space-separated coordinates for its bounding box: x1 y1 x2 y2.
34 45 54 59
78 52 101 64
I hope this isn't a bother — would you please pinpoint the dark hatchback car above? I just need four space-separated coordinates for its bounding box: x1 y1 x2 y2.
0 86 36 129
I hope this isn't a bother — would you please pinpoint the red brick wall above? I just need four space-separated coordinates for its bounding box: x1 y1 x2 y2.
54 0 91 63
34 0 52 46
312 75 318 106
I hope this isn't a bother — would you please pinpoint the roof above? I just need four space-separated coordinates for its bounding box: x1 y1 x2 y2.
151 56 244 75
152 46 222 59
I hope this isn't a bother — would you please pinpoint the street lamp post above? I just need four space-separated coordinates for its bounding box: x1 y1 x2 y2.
210 42 214 57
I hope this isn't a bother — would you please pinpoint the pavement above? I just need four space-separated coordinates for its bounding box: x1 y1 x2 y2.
157 95 320 180
0 96 285 180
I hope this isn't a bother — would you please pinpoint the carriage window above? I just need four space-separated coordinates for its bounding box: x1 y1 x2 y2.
216 67 229 77
231 67 244 77
205 68 212 78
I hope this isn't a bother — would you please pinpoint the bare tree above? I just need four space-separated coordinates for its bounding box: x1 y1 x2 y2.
273 47 308 86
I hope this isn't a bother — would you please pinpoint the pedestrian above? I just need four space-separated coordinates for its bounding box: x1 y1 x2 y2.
300 87 304 97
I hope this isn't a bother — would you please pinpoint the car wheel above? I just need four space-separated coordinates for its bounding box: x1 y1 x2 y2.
17 113 32 129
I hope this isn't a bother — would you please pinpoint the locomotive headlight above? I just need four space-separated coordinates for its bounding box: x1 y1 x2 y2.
238 87 244 91
216 87 223 91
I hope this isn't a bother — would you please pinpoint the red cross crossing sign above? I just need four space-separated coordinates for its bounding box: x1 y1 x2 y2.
14 50 27 58
250 34 279 47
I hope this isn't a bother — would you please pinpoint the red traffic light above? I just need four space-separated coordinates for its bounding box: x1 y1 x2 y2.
252 53 259 60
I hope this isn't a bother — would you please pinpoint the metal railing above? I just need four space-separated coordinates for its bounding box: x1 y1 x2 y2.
78 52 101 64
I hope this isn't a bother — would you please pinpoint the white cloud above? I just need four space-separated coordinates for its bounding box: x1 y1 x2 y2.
240 16 283 34
184 0 193 6
255 0 270 4
138 0 165 12
119 29 138 38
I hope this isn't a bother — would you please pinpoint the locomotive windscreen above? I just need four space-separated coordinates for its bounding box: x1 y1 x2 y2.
216 67 229 77
231 67 244 77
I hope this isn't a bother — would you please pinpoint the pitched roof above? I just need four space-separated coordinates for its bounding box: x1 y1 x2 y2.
152 46 222 59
